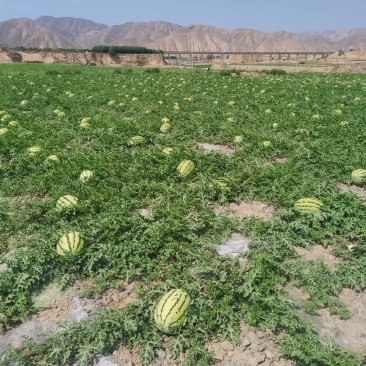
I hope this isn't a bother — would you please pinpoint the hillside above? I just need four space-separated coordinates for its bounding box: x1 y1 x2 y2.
0 16 365 51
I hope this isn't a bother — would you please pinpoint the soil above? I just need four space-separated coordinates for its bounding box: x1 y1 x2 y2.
287 240 366 353
1 48 366 364
293 245 341 272
211 62 366 74
2 48 366 74
109 322 296 366
33 282 137 323
0 47 166 67
210 51 366 74
1 278 296 366
198 142 235 155
337 184 366 205
288 285 366 353
214 201 275 222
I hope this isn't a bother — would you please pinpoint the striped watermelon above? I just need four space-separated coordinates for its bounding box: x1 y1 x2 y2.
216 179 228 189
128 136 145 146
56 195 78 209
160 123 172 133
154 289 190 334
27 146 41 156
80 121 91 128
233 135 243 144
351 169 366 185
294 198 323 214
177 160 194 178
47 155 59 162
79 170 93 182
162 147 173 155
56 232 84 256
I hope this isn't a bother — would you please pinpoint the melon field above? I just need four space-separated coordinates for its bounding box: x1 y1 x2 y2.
1 64 366 366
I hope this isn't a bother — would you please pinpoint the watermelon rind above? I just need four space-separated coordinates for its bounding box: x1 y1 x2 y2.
79 170 93 182
160 123 172 134
56 195 78 209
351 169 366 185
233 135 243 144
154 289 190 334
162 147 173 155
177 160 194 178
56 232 84 256
128 136 145 146
294 198 323 214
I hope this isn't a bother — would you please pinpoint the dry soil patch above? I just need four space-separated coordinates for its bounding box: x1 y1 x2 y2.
109 322 295 366
198 142 235 155
294 245 341 272
0 281 137 353
287 246 366 353
214 201 275 222
337 183 366 204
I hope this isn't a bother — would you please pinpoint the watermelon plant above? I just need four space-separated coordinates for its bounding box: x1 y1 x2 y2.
0 63 365 366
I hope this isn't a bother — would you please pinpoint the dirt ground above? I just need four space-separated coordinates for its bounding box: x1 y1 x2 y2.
2 48 366 74
192 50 366 74
209 61 366 74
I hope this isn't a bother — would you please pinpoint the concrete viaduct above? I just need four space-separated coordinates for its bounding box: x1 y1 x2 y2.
163 51 335 63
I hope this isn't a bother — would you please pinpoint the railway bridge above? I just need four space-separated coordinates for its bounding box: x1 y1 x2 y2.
163 51 335 64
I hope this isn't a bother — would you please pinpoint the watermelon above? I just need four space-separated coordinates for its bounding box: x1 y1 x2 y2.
27 146 41 156
216 179 228 189
162 147 173 155
128 136 145 146
47 155 59 162
79 170 93 182
233 135 243 144
80 121 91 128
351 169 366 185
160 123 172 134
177 160 194 178
0 128 9 135
294 198 323 214
56 232 84 256
154 289 190 334
56 195 78 209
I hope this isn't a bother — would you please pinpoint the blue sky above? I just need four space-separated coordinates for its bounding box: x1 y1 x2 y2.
0 0 365 32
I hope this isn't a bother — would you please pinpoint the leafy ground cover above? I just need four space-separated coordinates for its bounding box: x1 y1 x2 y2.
0 63 366 365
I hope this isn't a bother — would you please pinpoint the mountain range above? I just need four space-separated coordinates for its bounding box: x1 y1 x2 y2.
0 16 366 52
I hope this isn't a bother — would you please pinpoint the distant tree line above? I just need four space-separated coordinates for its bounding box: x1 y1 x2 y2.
91 45 163 54
6 45 163 54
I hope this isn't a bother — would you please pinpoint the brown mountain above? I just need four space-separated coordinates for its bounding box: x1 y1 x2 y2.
0 18 79 48
35 16 109 42
332 33 366 51
0 16 365 51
